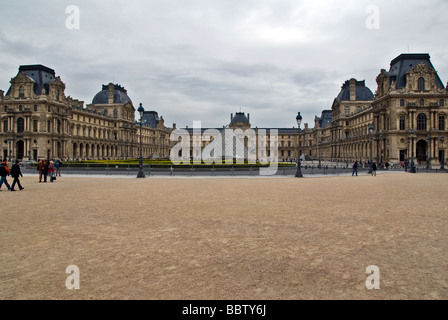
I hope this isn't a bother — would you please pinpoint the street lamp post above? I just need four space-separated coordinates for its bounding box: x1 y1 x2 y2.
295 112 303 178
368 124 374 174
379 134 384 165
318 141 321 169
137 103 145 178
441 135 445 170
410 129 416 173
8 137 12 162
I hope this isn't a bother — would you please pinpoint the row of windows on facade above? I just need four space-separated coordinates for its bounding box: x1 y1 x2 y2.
399 99 445 107
343 99 445 118
341 114 446 140
4 104 132 123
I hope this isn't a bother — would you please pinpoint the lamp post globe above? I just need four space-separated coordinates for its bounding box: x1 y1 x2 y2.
137 103 146 178
368 123 374 174
295 112 303 178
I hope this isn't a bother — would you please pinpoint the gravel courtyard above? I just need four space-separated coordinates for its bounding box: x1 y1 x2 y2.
0 172 447 300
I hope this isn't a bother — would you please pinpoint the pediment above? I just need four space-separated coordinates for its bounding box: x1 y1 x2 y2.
406 62 435 75
11 71 35 84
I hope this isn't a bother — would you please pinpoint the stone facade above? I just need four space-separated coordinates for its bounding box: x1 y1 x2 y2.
0 65 173 161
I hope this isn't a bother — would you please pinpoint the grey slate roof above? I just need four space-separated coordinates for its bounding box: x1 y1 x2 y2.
141 111 160 129
336 80 374 102
317 110 332 128
6 65 57 95
231 112 250 124
387 53 445 89
92 84 132 105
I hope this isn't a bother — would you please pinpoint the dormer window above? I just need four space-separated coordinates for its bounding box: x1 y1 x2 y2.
19 86 25 98
418 77 425 91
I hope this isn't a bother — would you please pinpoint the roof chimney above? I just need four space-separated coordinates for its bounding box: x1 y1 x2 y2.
108 83 114 104
350 78 356 101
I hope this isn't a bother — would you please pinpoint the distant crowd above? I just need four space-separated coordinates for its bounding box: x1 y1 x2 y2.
36 159 63 183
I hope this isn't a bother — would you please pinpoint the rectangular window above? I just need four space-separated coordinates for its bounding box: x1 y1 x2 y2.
399 116 406 130
33 120 38 132
439 116 446 131
34 105 38 111
3 120 8 132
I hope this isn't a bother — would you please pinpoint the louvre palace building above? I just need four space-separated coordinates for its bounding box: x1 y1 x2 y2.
1 53 447 167
179 53 448 168
0 64 172 161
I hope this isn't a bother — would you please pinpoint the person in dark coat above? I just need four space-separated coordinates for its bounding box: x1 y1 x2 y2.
352 161 358 176
10 160 24 191
42 160 49 182
372 162 377 176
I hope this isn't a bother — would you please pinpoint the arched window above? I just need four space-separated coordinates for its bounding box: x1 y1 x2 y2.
418 77 425 91
417 113 427 131
345 107 350 117
103 109 108 116
19 86 25 98
56 90 60 101
113 109 118 118
17 117 25 133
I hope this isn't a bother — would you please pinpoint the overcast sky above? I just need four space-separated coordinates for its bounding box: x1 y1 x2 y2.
1 0 447 128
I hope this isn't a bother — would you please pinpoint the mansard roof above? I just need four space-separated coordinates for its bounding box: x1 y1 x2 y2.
336 79 374 102
387 53 445 89
6 64 58 95
92 84 133 105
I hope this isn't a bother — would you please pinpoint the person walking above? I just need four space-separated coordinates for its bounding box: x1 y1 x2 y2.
42 160 49 182
55 159 62 177
372 162 377 176
352 161 358 176
37 160 44 182
10 160 24 191
0 160 12 191
48 161 55 182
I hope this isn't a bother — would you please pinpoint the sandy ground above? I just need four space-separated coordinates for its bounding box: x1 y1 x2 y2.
0 172 447 300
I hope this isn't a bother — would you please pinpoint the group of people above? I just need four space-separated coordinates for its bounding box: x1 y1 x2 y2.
0 160 24 191
352 161 378 176
36 159 62 183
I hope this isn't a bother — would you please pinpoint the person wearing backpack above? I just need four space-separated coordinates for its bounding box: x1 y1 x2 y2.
0 160 11 191
10 160 24 191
